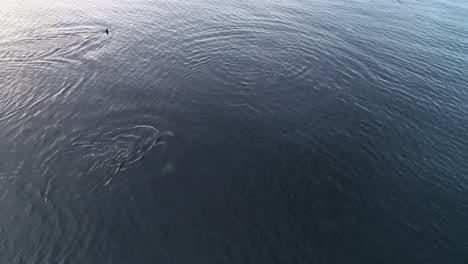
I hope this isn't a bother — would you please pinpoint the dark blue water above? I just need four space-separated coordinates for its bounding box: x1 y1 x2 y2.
1 0 468 263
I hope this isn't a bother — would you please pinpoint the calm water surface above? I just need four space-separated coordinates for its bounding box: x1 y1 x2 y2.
1 0 468 263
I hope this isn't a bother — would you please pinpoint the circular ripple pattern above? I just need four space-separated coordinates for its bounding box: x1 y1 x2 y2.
1 0 468 263
40 125 172 194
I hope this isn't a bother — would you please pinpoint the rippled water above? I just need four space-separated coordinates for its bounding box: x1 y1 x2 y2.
1 0 468 262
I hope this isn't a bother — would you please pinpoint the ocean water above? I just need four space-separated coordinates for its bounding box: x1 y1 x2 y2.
1 0 468 263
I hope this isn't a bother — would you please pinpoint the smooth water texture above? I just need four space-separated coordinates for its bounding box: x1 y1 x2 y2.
1 0 468 263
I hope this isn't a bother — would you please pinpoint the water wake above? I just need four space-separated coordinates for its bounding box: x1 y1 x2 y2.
40 125 174 202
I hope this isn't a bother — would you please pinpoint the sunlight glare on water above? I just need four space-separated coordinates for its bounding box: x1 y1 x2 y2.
1 0 468 263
